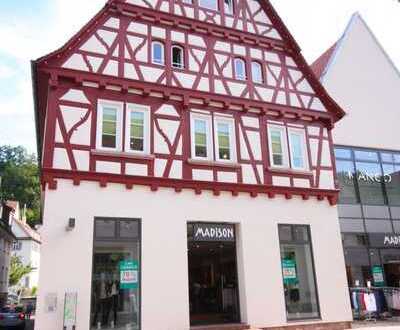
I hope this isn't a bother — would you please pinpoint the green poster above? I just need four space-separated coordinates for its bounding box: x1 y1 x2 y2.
372 266 384 287
119 260 139 290
282 259 298 284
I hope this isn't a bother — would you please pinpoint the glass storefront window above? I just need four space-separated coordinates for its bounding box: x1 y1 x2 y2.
355 162 385 205
279 225 320 321
91 219 141 330
382 164 400 206
336 160 359 204
334 148 352 159
354 150 379 162
344 248 371 287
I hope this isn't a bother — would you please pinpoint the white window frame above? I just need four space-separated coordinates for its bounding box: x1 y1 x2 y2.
125 104 151 155
214 117 236 163
199 0 218 10
190 113 213 161
234 58 247 81
288 128 309 171
152 41 165 66
224 0 234 14
96 99 123 151
251 61 263 84
268 124 289 169
171 45 185 69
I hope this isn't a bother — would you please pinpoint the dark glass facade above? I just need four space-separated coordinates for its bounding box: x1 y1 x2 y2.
335 146 400 287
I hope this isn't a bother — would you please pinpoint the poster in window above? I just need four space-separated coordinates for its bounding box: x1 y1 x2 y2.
282 259 298 284
372 266 384 287
119 260 139 290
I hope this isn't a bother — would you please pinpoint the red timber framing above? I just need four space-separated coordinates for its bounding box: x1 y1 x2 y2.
32 0 344 205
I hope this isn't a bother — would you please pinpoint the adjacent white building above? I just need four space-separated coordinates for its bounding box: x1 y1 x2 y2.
11 217 41 291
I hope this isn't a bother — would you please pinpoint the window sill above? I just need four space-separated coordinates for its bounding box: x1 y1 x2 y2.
91 149 155 160
267 166 313 176
188 158 240 169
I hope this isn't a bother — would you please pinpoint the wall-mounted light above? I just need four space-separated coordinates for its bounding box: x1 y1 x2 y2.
66 218 76 231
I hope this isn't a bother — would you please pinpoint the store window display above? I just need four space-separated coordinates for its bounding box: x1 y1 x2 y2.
279 225 320 320
91 219 141 330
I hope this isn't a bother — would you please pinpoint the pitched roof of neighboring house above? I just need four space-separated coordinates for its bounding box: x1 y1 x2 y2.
310 42 337 80
5 201 18 212
310 12 400 82
13 218 41 244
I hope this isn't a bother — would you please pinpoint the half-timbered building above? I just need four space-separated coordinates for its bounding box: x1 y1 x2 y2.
32 0 351 329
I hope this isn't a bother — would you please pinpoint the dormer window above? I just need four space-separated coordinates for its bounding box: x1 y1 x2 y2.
172 45 184 69
224 0 234 14
199 0 218 11
152 41 165 65
251 61 263 84
234 58 246 81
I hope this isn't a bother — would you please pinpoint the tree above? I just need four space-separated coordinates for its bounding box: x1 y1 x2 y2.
9 256 33 287
0 145 40 226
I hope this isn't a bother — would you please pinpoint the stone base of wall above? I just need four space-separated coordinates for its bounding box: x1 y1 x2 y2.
190 322 351 330
191 324 250 330
261 321 351 330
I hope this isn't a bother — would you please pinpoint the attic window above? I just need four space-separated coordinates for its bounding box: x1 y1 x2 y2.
199 0 218 11
172 45 184 69
234 58 246 81
152 41 165 66
224 0 234 14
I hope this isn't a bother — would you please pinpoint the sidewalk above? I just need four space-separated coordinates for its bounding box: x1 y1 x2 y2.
351 321 400 329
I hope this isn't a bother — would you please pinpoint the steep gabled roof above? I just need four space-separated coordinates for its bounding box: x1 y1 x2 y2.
32 0 346 159
13 218 41 243
310 43 337 80
311 12 400 83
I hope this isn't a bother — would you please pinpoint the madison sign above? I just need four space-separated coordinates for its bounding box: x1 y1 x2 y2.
193 224 235 242
369 234 400 248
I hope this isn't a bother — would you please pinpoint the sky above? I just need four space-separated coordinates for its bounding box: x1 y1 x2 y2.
0 0 399 155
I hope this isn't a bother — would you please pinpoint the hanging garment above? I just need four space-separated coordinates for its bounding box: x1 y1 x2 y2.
364 293 377 312
373 290 387 313
352 292 359 311
392 291 400 310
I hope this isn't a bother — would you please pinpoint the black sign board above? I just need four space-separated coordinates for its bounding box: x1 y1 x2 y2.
369 233 400 248
193 224 235 242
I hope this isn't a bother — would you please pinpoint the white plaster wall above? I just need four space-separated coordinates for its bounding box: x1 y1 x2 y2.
324 15 400 150
35 180 351 330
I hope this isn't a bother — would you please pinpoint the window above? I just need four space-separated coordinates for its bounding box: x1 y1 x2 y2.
12 241 22 251
268 125 288 168
91 218 141 330
251 61 263 84
224 0 234 14
355 161 385 205
172 45 184 69
279 225 320 321
96 100 123 150
125 105 150 154
190 113 236 162
191 115 212 159
214 118 235 162
288 129 308 170
336 160 359 204
199 0 218 10
152 41 164 65
234 58 246 80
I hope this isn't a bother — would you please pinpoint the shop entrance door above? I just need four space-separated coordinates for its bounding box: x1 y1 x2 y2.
187 223 240 326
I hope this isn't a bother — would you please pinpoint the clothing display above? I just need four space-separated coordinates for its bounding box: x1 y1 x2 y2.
350 287 400 320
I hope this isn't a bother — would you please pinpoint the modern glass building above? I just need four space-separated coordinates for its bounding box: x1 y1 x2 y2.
335 146 400 287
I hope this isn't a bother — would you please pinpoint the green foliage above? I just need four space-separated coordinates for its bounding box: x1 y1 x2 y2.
9 256 33 287
31 286 38 297
0 145 40 226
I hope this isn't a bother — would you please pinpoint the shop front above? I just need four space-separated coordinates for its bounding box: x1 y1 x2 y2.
35 183 351 330
335 146 400 288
